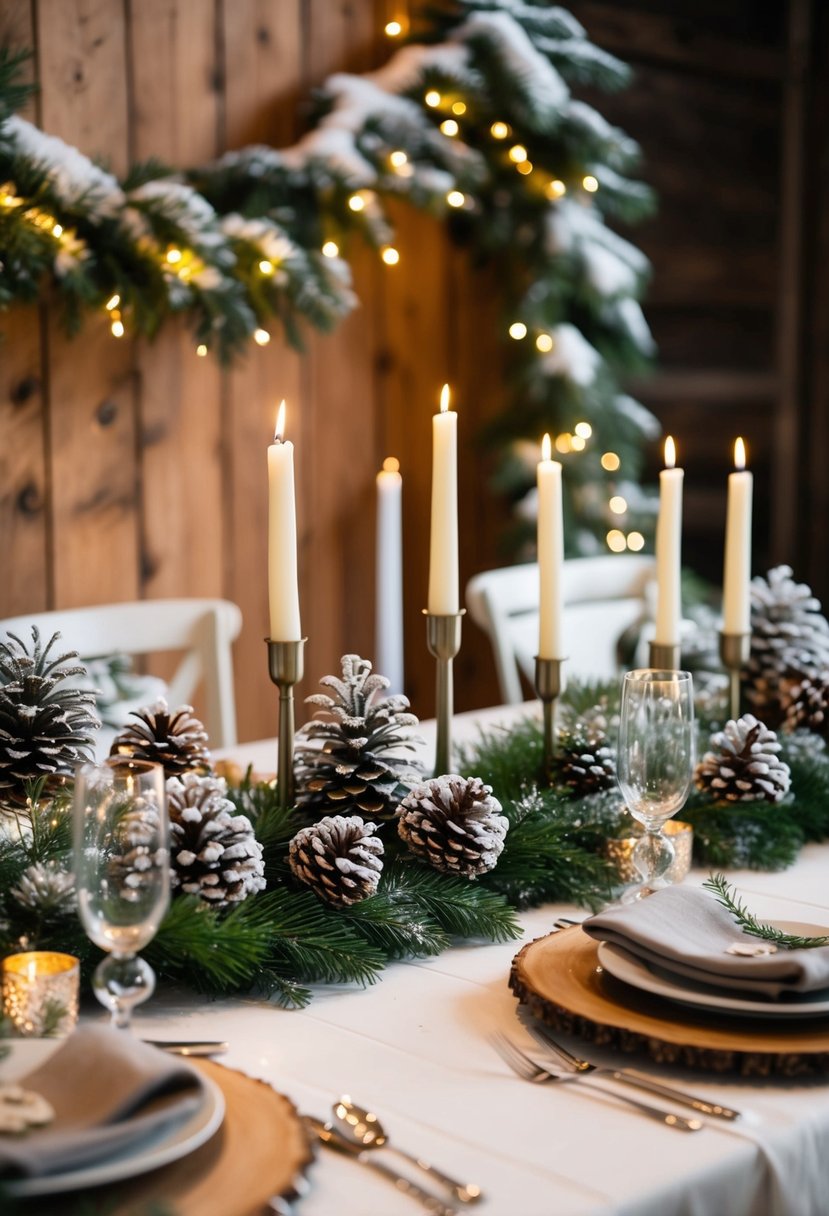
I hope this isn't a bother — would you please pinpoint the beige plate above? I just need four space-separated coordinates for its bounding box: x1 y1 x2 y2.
510 927 829 1077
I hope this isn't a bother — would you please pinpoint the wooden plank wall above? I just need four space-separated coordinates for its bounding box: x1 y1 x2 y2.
0 0 819 742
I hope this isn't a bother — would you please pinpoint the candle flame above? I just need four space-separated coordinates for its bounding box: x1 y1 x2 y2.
383 456 400 473
734 436 746 470
439 383 450 413
541 433 551 462
274 399 286 443
664 435 676 469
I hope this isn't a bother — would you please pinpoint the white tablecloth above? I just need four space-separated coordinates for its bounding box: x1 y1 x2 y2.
124 707 829 1213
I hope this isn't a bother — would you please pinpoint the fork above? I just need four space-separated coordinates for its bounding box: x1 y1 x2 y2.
523 1019 740 1121
488 1033 703 1132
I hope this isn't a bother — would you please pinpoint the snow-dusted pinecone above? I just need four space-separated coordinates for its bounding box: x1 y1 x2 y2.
0 628 99 803
745 567 829 725
783 671 829 740
553 728 616 796
111 699 211 776
167 772 265 907
294 655 422 820
288 815 384 907
695 714 791 804
10 861 76 915
397 775 508 877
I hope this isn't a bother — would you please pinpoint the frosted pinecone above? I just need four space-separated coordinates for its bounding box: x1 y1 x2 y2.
397 775 508 877
553 728 616 796
295 655 423 820
745 567 829 724
783 671 829 740
288 815 384 907
0 628 100 803
10 861 76 914
695 714 791 804
167 772 265 907
111 699 211 776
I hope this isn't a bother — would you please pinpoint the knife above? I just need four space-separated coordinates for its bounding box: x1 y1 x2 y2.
143 1039 229 1056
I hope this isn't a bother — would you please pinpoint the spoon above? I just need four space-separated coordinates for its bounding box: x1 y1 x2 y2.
332 1096 482 1205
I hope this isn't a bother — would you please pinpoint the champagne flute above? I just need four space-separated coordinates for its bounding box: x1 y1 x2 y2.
73 758 169 1029
617 669 695 901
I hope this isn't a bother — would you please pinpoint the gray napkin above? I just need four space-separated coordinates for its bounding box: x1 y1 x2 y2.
583 885 829 999
0 1024 206 1179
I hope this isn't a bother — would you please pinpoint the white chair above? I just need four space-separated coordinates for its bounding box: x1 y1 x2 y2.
0 598 243 749
466 555 656 704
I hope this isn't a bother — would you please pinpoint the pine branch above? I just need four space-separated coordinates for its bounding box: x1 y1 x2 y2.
384 863 521 942
702 873 829 950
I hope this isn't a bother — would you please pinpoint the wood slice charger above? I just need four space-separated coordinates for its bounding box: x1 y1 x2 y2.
510 927 829 1078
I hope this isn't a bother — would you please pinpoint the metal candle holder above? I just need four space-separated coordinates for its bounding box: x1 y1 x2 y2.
266 638 306 809
648 641 682 670
719 631 750 721
425 610 465 777
535 657 566 782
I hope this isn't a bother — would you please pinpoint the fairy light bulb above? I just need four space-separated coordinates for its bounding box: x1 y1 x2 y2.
570 435 585 451
446 190 465 208
105 294 121 312
508 145 528 164
111 318 125 338
390 150 408 168
536 333 553 353
583 174 599 193
546 179 566 199
440 119 459 137
609 495 628 515
381 246 400 265
425 90 441 108
555 433 572 454
606 529 627 552
575 421 592 439
322 240 339 258
516 161 533 175
166 248 183 264
451 101 467 115
601 452 620 472
196 344 208 356
254 328 271 346
259 259 274 275
490 121 510 139
384 20 402 37
348 194 365 212
627 531 645 552
508 322 527 340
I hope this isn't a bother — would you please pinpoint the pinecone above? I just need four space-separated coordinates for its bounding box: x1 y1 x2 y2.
10 861 76 915
397 774 508 877
106 791 167 904
783 671 829 740
745 567 829 725
553 728 616 796
111 699 211 776
167 772 265 907
288 815 384 907
0 628 100 804
695 714 791 804
294 655 422 820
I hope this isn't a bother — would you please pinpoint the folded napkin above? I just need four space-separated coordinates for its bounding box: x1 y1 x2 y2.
0 1024 206 1179
583 886 829 1000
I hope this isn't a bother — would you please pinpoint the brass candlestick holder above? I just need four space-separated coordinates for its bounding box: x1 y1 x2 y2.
425 609 465 777
648 641 682 670
266 638 306 809
719 631 750 721
535 657 566 782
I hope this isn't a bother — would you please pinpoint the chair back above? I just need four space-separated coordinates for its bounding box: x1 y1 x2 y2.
466 555 655 703
0 598 242 748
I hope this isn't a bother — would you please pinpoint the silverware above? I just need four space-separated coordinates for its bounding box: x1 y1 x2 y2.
305 1117 458 1216
523 1019 740 1122
332 1095 482 1205
488 1032 703 1132
143 1040 229 1056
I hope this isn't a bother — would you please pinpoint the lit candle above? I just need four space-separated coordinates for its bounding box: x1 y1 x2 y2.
537 433 564 658
427 384 459 614
654 435 683 648
267 400 301 640
376 456 404 693
722 437 753 634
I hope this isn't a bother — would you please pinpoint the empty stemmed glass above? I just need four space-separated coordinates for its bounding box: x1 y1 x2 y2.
73 757 169 1029
617 669 695 901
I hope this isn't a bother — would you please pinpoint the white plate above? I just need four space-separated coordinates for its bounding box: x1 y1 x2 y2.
598 927 829 1020
5 1070 225 1198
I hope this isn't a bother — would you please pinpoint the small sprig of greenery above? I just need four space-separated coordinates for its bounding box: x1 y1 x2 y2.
702 873 829 950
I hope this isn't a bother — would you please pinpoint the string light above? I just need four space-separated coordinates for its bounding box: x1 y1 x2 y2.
446 190 465 208
425 90 441 107
583 175 599 193
575 421 592 439
110 318 125 338
508 322 527 339
546 179 566 199
52 223 63 237
627 531 645 551
440 119 459 137
348 193 365 212
555 433 572 454
166 248 183 264
390 150 408 168
570 435 586 451
452 101 467 115
259 259 274 275
609 495 628 515
601 451 620 472
381 245 400 265
322 240 339 258
508 144 528 163
606 529 627 552
105 294 120 312
535 333 553 353
490 121 510 139
196 344 208 357
254 328 271 346
384 19 402 37
516 161 533 175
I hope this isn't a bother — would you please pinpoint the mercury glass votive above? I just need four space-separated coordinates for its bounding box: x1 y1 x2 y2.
604 820 694 889
1 951 80 1037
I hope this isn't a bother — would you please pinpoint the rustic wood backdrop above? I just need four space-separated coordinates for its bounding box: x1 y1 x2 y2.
0 0 825 742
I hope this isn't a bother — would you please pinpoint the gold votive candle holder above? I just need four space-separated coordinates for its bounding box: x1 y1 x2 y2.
2 951 80 1037
604 820 694 888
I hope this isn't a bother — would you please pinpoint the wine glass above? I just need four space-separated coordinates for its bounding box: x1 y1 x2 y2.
617 669 695 901
73 758 169 1029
